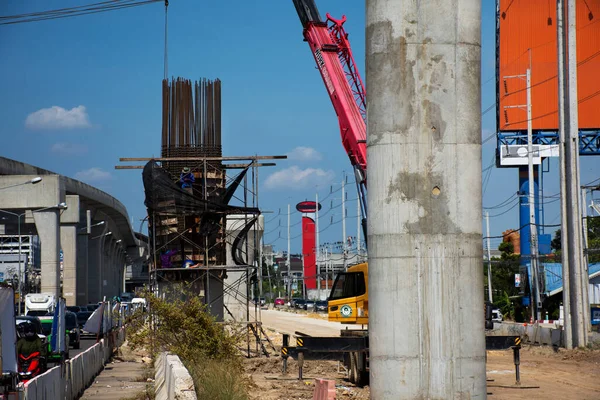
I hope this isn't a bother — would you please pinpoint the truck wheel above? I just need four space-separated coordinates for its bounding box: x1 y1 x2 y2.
355 352 368 386
349 352 357 384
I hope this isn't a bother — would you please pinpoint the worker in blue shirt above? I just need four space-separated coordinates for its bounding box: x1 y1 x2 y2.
179 167 195 190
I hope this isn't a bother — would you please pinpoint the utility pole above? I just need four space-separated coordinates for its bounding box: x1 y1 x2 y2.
287 204 291 299
564 0 587 347
366 0 485 397
580 186 591 332
526 67 542 321
341 174 347 270
557 0 573 349
316 192 320 300
504 62 541 320
485 212 493 303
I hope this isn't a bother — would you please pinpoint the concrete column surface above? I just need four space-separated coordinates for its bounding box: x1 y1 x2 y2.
60 225 77 306
366 1 485 398
87 225 106 303
76 232 89 305
33 210 61 299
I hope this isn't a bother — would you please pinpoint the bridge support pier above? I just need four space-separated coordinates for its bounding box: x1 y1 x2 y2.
76 231 89 306
34 210 61 299
60 225 78 306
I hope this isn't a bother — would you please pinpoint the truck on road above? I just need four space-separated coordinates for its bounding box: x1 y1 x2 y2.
24 293 56 316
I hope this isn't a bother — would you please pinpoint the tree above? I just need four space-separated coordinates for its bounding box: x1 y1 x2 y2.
550 216 600 263
484 240 522 320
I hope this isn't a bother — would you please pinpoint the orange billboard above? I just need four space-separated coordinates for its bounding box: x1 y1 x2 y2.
497 0 600 131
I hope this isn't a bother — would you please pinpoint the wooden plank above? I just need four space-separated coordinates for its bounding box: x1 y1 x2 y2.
119 155 287 162
115 163 277 170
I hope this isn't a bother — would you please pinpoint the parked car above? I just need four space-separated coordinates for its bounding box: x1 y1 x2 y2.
294 299 306 310
76 311 93 329
274 298 286 307
86 304 100 312
65 311 81 349
252 298 266 306
66 306 81 313
304 300 315 310
315 300 328 312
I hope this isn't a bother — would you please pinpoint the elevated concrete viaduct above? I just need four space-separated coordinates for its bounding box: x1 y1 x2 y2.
0 157 145 306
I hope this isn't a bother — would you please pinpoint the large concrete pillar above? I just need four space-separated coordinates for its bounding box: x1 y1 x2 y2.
87 224 107 303
366 1 485 398
33 210 61 299
59 195 81 306
99 235 110 300
76 232 89 306
60 225 77 306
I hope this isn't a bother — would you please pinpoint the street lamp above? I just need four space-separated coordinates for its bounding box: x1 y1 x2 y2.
91 231 112 240
0 201 69 315
79 220 105 232
0 176 43 191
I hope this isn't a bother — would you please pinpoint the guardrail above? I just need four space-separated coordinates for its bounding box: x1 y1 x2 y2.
22 327 126 400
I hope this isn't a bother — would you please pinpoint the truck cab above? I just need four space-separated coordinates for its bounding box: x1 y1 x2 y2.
25 293 56 316
327 263 368 325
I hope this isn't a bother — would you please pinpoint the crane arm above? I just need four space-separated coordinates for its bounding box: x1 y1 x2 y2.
293 0 368 240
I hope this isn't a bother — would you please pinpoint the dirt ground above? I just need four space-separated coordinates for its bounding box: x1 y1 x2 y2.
244 346 600 400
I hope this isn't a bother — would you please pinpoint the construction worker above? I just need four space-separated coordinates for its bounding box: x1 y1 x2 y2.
179 166 195 190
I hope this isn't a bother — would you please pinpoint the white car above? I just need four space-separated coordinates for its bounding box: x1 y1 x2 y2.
492 309 503 322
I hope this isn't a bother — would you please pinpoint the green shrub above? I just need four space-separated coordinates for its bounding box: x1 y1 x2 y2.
127 287 248 399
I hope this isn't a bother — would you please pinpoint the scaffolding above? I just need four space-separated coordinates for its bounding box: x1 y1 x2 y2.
116 77 285 356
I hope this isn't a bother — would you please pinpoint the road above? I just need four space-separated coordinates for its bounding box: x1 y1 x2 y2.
259 309 362 337
71 336 97 357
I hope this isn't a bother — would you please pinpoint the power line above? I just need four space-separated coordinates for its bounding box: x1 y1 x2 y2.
482 222 561 240
0 0 162 26
487 200 520 218
483 192 518 209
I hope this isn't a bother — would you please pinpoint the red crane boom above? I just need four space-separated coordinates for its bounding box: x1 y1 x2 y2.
293 0 367 239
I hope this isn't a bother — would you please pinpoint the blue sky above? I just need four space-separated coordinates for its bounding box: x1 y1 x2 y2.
0 1 598 254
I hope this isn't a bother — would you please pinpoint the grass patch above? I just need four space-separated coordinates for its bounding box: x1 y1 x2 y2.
186 357 248 400
127 287 249 399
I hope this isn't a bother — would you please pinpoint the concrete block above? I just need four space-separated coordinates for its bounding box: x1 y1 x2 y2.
313 378 336 400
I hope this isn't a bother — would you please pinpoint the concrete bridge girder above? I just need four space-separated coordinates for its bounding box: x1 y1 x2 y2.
0 174 137 306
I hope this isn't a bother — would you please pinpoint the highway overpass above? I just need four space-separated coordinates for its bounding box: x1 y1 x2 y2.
0 156 146 306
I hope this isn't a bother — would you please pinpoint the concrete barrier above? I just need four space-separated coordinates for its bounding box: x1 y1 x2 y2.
22 326 126 400
490 322 563 347
154 352 197 400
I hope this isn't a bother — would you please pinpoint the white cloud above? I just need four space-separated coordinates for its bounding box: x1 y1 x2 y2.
286 146 323 162
25 105 91 130
75 168 111 183
51 142 88 155
264 166 335 190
